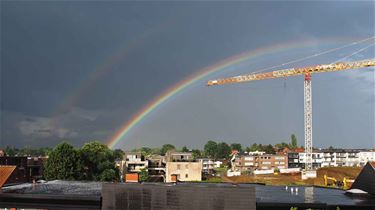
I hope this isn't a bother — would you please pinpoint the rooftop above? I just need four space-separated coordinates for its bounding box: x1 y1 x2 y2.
1 181 374 206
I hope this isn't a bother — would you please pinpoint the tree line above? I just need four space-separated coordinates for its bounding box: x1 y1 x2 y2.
131 134 301 160
43 141 123 182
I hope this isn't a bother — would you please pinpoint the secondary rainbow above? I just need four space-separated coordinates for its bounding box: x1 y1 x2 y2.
107 38 360 148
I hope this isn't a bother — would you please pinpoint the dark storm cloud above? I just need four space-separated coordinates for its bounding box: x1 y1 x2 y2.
1 1 374 148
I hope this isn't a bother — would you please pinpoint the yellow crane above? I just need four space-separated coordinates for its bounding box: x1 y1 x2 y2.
207 59 375 174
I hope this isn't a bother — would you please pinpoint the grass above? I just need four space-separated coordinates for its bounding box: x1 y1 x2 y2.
204 177 223 183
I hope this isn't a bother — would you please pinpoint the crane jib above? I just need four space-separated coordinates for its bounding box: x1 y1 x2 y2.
207 59 375 86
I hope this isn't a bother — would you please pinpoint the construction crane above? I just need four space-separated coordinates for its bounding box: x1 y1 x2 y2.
207 59 375 173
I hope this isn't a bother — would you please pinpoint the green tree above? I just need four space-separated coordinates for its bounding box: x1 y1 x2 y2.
4 146 16 156
247 143 260 152
192 149 202 159
44 142 82 180
230 143 242 152
275 142 289 150
204 141 218 158
216 142 231 159
181 146 189 152
113 149 124 161
150 147 161 155
290 134 297 149
160 144 175 155
80 141 118 181
100 169 116 182
140 147 152 156
263 144 276 154
139 168 149 182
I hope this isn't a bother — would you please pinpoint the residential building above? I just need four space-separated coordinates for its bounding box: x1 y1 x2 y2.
165 151 193 162
165 162 202 182
234 153 287 171
358 151 375 166
197 158 215 174
287 152 300 168
147 155 166 182
298 152 324 169
321 149 363 167
0 156 29 184
26 156 47 181
124 152 148 173
234 155 258 172
258 154 287 170
247 151 266 156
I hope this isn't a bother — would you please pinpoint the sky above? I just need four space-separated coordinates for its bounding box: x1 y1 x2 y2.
1 1 374 150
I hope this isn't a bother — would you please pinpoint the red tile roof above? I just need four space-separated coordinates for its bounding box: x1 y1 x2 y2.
0 165 16 187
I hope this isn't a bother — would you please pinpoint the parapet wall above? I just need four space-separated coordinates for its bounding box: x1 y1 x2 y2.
102 183 256 210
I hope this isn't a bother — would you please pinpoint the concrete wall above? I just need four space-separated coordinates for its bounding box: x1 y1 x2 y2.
102 183 256 210
165 162 202 182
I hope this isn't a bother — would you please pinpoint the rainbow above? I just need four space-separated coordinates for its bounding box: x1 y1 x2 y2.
107 37 363 149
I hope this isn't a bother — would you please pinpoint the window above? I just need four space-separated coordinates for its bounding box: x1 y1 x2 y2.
177 164 180 169
185 164 189 169
185 174 188 178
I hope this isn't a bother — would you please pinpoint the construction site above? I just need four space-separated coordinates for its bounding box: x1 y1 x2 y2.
207 36 375 182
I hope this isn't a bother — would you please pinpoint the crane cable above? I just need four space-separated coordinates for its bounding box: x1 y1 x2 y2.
331 42 375 63
250 36 375 75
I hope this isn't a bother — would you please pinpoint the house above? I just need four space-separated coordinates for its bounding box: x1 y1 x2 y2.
0 156 29 184
124 152 148 173
165 162 202 182
147 155 166 182
165 151 193 162
164 151 202 182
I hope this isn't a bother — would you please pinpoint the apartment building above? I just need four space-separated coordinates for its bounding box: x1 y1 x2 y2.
124 152 148 173
288 149 375 169
234 153 287 171
258 154 287 170
358 151 375 166
297 152 324 169
197 158 215 174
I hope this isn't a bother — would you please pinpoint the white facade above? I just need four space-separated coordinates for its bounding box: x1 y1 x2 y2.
246 151 266 156
124 152 148 172
214 161 223 168
198 158 215 173
358 151 375 166
321 151 360 167
299 152 324 165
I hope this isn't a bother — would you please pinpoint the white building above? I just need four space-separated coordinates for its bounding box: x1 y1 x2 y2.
197 158 215 174
358 151 375 166
298 152 324 169
124 152 148 173
214 160 223 168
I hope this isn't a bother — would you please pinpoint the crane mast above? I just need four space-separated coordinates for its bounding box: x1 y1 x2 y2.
207 59 375 176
